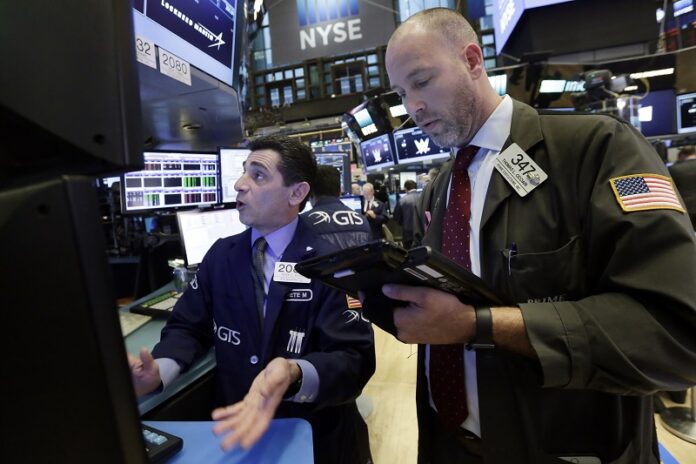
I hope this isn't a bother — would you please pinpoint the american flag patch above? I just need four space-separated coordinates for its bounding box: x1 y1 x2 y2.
346 295 362 309
610 174 684 213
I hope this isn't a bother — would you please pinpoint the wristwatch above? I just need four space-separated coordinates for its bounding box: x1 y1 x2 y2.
466 306 495 350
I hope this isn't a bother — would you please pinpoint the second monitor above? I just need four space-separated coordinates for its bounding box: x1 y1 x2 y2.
121 151 219 214
177 208 247 267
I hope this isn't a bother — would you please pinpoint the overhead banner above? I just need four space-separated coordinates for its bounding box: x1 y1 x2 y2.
268 0 396 65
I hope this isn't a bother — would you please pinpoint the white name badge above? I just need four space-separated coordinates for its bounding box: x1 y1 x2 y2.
494 143 548 197
274 262 311 284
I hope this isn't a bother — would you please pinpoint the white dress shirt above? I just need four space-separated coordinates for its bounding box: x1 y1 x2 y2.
425 94 513 437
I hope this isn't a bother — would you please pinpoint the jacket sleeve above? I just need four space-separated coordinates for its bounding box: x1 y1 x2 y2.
151 244 217 370
301 283 376 406
520 117 696 395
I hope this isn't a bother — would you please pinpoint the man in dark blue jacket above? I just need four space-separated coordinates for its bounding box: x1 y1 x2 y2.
302 165 372 249
129 135 375 464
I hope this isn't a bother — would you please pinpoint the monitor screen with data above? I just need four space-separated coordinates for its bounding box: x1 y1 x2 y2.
219 148 250 203
121 151 219 213
676 92 696 134
359 133 396 171
393 126 451 165
177 208 247 266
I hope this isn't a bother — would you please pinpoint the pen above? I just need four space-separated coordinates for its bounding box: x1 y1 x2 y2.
507 242 517 276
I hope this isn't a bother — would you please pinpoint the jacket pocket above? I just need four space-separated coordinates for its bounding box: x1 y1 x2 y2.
502 235 585 303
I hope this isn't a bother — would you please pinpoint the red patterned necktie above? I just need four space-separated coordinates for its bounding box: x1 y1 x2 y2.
430 145 479 429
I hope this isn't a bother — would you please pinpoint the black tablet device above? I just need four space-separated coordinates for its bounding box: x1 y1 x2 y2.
295 240 504 306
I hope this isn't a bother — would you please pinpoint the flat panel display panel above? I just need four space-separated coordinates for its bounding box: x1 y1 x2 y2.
177 208 246 266
132 0 239 86
310 137 353 154
676 92 696 134
122 151 219 213
339 195 364 213
359 133 396 171
638 89 676 137
393 126 451 165
315 152 351 194
354 107 378 137
400 171 417 190
219 148 250 203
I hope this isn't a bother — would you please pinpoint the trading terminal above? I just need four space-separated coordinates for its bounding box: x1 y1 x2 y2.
2 1 695 463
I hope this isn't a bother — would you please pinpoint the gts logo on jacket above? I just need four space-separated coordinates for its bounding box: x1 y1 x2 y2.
213 321 241 345
308 210 365 226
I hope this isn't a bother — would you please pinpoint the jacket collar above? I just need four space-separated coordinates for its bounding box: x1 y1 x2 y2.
480 100 545 230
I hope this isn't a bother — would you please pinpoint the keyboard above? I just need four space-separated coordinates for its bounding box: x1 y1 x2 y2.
142 423 183 463
131 290 182 318
119 311 152 337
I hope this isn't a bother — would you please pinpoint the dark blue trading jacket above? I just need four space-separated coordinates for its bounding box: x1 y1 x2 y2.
301 196 372 249
152 218 375 464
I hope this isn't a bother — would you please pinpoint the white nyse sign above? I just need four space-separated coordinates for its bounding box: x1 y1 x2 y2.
269 0 394 65
300 18 363 50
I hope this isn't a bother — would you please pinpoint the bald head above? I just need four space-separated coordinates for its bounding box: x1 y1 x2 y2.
385 8 500 148
388 8 479 53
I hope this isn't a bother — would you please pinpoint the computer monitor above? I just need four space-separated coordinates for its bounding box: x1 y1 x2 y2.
676 91 696 135
4 177 148 463
177 208 247 266
339 195 364 213
121 151 219 214
315 152 351 194
359 133 396 171
638 89 676 137
132 0 243 88
310 137 353 154
219 148 250 203
400 171 418 190
393 126 452 165
344 99 392 141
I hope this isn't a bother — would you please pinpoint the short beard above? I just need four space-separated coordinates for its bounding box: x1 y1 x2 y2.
430 121 465 148
429 79 479 148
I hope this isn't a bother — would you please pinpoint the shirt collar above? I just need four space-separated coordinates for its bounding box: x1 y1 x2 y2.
250 216 299 258
469 94 513 153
